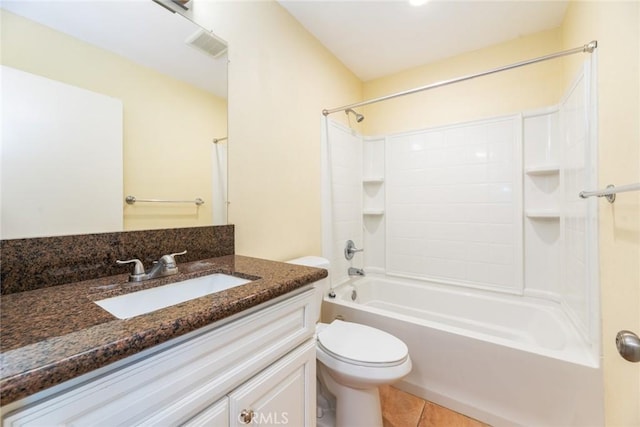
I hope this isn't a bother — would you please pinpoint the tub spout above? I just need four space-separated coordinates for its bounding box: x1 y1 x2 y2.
348 267 365 277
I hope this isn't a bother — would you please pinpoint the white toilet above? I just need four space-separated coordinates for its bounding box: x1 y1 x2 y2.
287 256 412 427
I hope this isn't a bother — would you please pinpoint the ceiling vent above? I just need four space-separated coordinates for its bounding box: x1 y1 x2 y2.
185 29 228 59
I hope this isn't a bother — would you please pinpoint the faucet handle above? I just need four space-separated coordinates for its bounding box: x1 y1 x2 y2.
344 240 364 260
159 250 187 268
116 259 146 278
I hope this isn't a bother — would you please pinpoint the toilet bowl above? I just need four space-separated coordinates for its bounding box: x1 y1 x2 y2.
287 257 412 427
316 320 412 427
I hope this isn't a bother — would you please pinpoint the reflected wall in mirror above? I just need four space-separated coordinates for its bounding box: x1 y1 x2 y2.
0 0 228 240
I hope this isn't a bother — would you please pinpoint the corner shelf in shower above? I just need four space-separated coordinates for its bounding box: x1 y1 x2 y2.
525 210 561 219
525 165 560 176
363 176 385 218
524 164 561 220
363 177 385 184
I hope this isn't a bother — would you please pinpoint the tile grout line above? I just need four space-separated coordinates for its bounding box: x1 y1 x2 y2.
416 398 427 427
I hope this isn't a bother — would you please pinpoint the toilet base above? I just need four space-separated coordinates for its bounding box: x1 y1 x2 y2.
317 379 336 427
317 406 336 427
318 363 383 427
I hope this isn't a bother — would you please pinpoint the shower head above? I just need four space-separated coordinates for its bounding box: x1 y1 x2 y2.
345 108 365 123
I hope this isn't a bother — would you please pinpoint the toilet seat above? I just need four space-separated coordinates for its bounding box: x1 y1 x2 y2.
317 320 408 367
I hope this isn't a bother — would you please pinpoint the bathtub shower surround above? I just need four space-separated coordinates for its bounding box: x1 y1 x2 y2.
321 58 602 425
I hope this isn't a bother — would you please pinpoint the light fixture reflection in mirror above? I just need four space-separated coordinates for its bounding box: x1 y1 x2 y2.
0 0 228 239
172 0 192 11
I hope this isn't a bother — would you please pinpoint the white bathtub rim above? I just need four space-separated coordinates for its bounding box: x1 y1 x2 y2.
327 275 599 368
327 295 597 368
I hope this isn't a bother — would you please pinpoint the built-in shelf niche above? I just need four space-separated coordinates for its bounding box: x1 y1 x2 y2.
362 138 385 218
525 210 561 219
523 109 561 299
525 165 560 176
363 177 384 184
363 181 384 215
523 110 561 217
362 137 386 272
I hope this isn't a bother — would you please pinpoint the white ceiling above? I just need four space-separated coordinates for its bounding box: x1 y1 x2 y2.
278 0 569 81
3 1 569 95
1 0 228 98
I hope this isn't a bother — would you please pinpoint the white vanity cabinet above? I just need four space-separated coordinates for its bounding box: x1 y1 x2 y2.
2 287 317 427
186 340 316 427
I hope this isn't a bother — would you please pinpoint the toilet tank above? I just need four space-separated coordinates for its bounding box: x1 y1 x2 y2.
286 256 330 321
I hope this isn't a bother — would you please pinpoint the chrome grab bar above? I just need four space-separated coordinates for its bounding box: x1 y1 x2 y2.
125 196 204 206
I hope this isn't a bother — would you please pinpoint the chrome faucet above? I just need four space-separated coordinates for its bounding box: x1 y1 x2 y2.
344 240 364 260
117 250 187 282
348 267 365 277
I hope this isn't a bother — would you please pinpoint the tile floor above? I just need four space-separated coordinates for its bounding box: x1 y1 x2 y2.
379 386 490 427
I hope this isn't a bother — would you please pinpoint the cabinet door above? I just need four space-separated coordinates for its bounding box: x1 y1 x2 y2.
182 398 229 427
229 339 316 427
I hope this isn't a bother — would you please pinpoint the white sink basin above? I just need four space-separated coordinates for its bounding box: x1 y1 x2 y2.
95 273 252 319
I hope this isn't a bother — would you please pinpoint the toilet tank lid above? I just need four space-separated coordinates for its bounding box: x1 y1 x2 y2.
286 256 330 269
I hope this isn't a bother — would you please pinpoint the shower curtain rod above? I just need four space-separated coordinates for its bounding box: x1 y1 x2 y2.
322 40 597 116
579 183 640 203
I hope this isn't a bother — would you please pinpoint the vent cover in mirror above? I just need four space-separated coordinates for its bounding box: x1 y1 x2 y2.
186 29 227 59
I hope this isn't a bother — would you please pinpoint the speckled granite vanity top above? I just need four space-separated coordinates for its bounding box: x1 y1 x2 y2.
0 255 327 405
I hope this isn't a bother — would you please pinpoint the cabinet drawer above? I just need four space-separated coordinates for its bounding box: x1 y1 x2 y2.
3 288 316 426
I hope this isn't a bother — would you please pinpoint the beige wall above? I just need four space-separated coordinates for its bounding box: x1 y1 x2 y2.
191 1 362 260
202 1 639 424
0 10 227 232
562 2 640 426
362 28 564 135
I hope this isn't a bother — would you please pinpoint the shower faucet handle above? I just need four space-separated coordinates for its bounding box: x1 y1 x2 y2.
344 240 364 260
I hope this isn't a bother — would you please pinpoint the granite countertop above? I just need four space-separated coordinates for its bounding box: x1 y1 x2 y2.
0 255 327 406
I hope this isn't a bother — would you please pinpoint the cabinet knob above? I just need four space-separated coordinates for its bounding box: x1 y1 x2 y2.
239 409 255 424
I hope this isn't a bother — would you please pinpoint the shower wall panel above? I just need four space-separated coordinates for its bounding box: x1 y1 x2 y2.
385 116 523 293
324 120 363 287
561 62 598 344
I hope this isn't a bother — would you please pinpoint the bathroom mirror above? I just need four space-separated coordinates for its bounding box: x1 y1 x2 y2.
0 0 228 239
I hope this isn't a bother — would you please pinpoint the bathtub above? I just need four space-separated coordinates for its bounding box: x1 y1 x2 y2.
321 274 604 427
